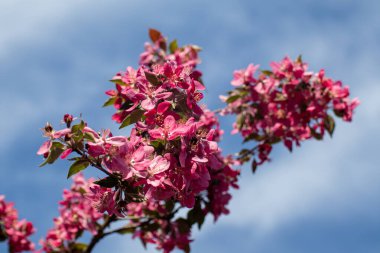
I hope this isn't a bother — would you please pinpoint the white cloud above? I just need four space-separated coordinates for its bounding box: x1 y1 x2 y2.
0 1 89 58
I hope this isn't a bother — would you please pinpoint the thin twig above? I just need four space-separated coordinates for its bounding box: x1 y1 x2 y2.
73 148 113 177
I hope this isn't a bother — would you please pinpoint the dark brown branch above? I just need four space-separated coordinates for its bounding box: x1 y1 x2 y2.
73 148 113 177
83 205 184 252
84 215 116 253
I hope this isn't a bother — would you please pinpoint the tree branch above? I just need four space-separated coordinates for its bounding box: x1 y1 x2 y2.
84 215 116 253
73 148 113 177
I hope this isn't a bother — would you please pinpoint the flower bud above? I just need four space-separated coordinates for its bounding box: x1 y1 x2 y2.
63 114 74 127
44 122 53 133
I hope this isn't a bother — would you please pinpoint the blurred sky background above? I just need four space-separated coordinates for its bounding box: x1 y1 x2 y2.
1 0 379 252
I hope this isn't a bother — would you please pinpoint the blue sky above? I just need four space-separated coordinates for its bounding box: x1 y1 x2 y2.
0 0 379 252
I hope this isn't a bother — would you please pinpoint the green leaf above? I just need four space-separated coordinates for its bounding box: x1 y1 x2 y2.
39 142 65 167
150 140 165 149
0 232 7 242
239 149 250 156
183 244 191 253
197 213 205 229
117 226 136 235
251 159 258 173
71 243 87 252
236 114 245 130
110 79 126 86
149 28 161 43
84 132 96 142
269 137 281 145
143 209 159 217
119 109 144 129
310 128 323 140
297 81 309 90
71 120 85 134
169 39 178 53
94 176 118 188
243 133 266 143
296 54 303 63
261 70 273 76
67 160 90 178
68 157 82 161
78 187 87 195
333 109 344 118
324 115 335 137
75 227 84 239
176 218 190 234
144 71 161 86
165 199 175 212
103 97 116 107
140 237 147 249
0 222 7 242
72 131 84 143
143 222 160 232
120 100 134 111
187 199 204 229
226 95 240 103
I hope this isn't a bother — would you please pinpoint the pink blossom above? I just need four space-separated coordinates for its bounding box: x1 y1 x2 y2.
39 174 102 252
149 115 189 140
60 148 72 159
146 156 171 187
0 195 35 253
231 63 259 86
87 185 120 216
223 56 359 167
103 139 154 180
37 140 52 155
36 30 243 253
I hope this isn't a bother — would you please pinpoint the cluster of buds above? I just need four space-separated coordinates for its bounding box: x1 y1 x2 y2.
37 30 239 253
0 195 35 253
221 56 359 170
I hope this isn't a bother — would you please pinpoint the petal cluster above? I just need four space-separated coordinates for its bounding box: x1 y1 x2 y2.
222 56 359 167
39 174 102 252
33 30 360 253
0 195 35 253
37 30 240 253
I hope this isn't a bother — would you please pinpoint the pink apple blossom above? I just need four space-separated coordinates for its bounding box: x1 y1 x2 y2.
222 56 359 167
0 195 35 253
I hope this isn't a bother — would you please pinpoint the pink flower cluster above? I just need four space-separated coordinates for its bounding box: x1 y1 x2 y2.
107 62 204 124
222 56 359 167
37 30 239 253
101 30 239 216
140 29 201 68
0 28 360 253
136 219 192 253
0 195 35 253
39 174 102 253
